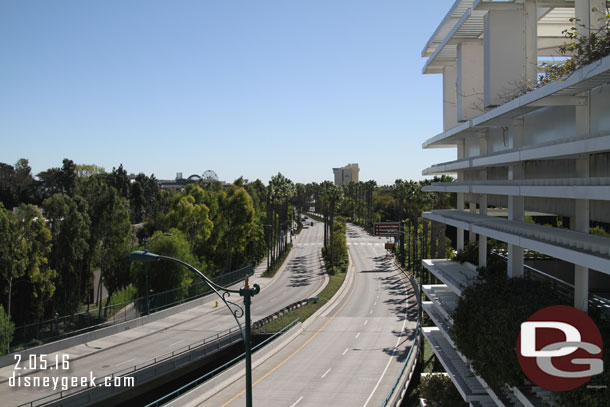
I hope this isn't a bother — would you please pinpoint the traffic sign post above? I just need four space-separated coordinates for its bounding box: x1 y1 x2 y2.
374 222 401 237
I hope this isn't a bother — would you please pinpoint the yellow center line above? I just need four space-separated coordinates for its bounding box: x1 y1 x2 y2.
222 261 358 407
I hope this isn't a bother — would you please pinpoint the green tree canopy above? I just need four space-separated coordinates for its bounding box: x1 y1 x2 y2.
131 229 198 303
0 203 56 324
43 194 91 314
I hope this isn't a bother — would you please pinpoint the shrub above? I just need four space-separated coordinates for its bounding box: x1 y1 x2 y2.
454 242 478 265
452 277 567 388
417 374 467 407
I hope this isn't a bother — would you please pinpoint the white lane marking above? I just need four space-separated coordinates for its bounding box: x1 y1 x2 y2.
318 243 323 245
168 340 184 347
115 358 135 366
369 310 373 315
374 301 377 306
376 295 379 299
368 243 372 246
362 261 410 407
342 348 349 356
353 242 359 246
355 332 361 339
270 297 278 302
321 368 332 379
364 320 368 326
304 243 309 246
291 396 304 407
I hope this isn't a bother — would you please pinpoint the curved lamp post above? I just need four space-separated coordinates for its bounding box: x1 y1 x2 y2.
129 250 260 407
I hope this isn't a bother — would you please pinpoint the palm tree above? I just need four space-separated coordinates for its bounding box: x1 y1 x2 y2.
327 184 343 273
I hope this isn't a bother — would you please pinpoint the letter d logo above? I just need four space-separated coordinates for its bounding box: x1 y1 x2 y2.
517 305 604 391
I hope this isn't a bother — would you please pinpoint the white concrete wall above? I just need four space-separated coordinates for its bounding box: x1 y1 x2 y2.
488 127 511 153
523 106 576 146
524 160 576 179
465 137 481 158
590 83 610 137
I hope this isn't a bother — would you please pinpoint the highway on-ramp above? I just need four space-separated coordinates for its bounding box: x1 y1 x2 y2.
0 219 326 406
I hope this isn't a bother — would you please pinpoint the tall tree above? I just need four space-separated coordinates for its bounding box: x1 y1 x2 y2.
0 203 56 324
97 189 132 317
43 194 91 314
218 186 256 272
168 185 213 252
326 184 343 273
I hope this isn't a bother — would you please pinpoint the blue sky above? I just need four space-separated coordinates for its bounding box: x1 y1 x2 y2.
0 1 456 185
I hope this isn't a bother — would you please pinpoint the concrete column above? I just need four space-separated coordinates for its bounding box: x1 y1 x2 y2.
576 0 606 36
484 5 537 107
469 202 477 244
457 40 484 121
573 157 590 312
479 195 488 268
507 127 524 277
443 63 458 131
572 0 595 307
456 140 465 251
457 192 464 251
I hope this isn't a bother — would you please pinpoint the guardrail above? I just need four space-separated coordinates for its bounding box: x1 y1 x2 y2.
252 296 318 330
144 318 301 407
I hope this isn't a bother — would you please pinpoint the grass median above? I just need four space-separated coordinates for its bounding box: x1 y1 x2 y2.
255 268 347 333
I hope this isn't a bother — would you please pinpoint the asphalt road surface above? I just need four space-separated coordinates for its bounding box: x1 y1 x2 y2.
193 223 418 407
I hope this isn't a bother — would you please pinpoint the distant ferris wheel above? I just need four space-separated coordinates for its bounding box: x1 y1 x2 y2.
202 170 219 182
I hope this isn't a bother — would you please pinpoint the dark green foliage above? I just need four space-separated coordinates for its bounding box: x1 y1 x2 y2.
129 173 160 223
131 229 198 305
454 241 479 265
0 159 37 208
322 221 348 275
475 254 507 282
417 374 467 407
43 194 91 314
452 277 567 388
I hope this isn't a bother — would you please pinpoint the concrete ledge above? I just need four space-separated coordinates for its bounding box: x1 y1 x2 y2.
0 291 223 368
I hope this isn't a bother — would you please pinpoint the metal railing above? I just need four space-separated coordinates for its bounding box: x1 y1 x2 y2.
144 318 301 407
17 326 241 407
491 251 610 315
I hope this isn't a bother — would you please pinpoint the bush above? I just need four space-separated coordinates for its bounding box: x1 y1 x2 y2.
454 242 478 265
322 221 348 275
417 374 467 407
475 254 507 282
553 315 610 407
452 277 567 388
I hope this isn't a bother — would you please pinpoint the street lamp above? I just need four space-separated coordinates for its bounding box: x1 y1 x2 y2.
129 251 260 407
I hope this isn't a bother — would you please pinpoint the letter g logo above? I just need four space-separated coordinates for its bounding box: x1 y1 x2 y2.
517 306 604 391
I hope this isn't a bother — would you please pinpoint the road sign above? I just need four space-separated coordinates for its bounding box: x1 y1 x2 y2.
385 243 395 250
374 222 401 236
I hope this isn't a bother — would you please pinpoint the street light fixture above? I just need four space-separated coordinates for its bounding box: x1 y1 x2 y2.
129 250 259 407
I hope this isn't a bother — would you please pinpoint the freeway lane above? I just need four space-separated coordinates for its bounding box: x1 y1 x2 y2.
0 219 326 406
197 223 418 407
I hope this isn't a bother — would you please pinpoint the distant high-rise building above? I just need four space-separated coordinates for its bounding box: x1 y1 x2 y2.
333 163 359 185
